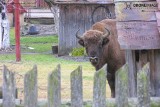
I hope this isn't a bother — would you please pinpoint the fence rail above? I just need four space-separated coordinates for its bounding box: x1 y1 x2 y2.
0 63 160 107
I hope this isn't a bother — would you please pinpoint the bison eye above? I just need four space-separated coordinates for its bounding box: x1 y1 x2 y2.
78 39 84 47
102 38 109 46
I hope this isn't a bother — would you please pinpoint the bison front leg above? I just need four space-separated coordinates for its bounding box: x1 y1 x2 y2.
107 72 115 98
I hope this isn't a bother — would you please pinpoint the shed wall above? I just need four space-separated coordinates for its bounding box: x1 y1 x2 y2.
58 4 115 55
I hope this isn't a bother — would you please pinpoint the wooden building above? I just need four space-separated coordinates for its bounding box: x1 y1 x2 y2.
115 0 160 97
49 0 115 56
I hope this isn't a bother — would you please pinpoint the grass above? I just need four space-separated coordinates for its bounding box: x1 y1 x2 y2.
0 27 111 100
71 47 86 56
0 54 100 99
10 27 58 53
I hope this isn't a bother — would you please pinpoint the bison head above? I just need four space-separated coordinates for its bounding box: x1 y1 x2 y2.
76 28 110 69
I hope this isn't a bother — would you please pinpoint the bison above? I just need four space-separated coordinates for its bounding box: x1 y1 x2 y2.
76 19 125 97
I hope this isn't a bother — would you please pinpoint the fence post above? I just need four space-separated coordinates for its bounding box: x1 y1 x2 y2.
125 50 137 97
48 64 61 107
2 65 16 107
24 65 38 107
93 65 106 107
152 50 160 96
0 13 2 49
70 66 83 107
137 63 150 107
115 64 129 107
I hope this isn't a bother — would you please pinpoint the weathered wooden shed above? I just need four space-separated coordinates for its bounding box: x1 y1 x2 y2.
115 0 160 97
48 0 115 56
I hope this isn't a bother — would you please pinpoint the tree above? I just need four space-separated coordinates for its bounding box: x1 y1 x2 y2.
44 0 59 34
0 0 10 51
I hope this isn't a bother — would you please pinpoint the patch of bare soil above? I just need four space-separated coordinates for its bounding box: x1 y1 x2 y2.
21 24 57 36
56 55 89 62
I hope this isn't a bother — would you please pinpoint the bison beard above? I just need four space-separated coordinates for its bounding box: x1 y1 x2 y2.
76 19 125 98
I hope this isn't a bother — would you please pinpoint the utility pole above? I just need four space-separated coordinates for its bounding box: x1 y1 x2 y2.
14 0 21 61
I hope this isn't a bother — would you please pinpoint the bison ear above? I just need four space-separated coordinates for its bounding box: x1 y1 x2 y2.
78 39 84 47
102 38 109 46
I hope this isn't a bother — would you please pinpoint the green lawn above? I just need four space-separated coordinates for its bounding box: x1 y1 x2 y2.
0 27 111 100
10 28 58 53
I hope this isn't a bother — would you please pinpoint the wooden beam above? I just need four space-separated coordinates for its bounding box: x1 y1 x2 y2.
54 0 114 4
115 1 158 21
156 12 160 33
125 50 137 97
157 0 160 10
117 21 160 50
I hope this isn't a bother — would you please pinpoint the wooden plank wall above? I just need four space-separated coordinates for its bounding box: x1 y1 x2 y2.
157 0 160 10
58 4 115 55
115 1 159 50
156 0 160 33
115 0 160 97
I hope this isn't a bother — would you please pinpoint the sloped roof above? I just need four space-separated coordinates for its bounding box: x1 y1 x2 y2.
7 2 27 14
46 0 113 4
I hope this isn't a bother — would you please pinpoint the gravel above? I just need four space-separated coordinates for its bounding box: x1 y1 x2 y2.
35 24 57 35
21 24 57 36
56 55 89 62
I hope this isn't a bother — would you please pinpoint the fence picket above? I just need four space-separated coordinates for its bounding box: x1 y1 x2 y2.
115 64 129 107
71 66 83 107
1 64 160 107
93 65 106 107
2 65 16 107
48 64 61 107
24 65 38 107
137 63 150 107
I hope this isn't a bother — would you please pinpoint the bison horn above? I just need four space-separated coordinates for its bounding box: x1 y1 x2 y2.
76 29 83 39
103 28 110 38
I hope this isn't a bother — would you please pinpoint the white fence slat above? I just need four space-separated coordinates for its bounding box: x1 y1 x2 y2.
24 65 38 107
2 65 16 107
93 65 106 107
115 64 129 107
71 66 83 107
0 14 2 48
137 63 150 107
48 64 61 107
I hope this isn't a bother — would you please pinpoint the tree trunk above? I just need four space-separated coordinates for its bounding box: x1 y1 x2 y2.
0 3 10 50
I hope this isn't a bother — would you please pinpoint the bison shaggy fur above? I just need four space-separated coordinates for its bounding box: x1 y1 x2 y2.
76 19 125 97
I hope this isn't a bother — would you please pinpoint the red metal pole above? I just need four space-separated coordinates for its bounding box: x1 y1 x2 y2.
14 0 21 61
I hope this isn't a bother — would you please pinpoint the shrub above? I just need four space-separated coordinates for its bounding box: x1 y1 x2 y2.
70 47 86 56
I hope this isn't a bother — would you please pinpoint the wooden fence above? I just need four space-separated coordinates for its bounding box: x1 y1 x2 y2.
0 64 160 107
